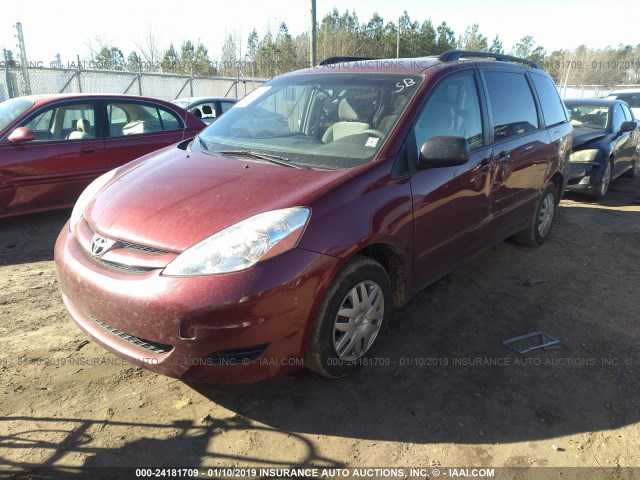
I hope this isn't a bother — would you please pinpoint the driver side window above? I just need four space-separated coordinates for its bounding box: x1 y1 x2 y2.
611 104 624 132
22 103 96 142
413 73 483 158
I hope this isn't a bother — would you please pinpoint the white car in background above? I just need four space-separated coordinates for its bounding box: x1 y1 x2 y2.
605 89 640 119
171 97 237 125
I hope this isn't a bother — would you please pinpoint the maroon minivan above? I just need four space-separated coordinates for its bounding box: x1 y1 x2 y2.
55 51 573 383
0 94 204 218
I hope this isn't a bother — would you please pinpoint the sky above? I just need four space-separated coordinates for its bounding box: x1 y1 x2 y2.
1 0 638 67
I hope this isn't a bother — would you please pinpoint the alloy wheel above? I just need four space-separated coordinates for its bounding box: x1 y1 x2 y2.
332 281 384 360
537 193 555 238
600 162 612 197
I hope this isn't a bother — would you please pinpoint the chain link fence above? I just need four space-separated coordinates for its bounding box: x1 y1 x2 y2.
3 64 639 104
559 85 639 99
0 65 267 103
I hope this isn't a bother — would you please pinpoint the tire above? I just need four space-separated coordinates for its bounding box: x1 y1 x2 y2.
593 160 612 199
624 156 639 178
305 256 391 378
513 182 558 247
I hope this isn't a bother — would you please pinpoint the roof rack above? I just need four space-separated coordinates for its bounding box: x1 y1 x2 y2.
438 50 540 69
317 56 379 66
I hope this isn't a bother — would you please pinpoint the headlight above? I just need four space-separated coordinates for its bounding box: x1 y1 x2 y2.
570 149 598 162
69 169 117 232
162 207 311 276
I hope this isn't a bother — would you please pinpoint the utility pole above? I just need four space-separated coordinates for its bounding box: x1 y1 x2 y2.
396 17 400 59
3 49 17 98
310 0 317 67
14 22 32 95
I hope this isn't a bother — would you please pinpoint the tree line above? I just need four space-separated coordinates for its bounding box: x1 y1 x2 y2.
88 9 640 85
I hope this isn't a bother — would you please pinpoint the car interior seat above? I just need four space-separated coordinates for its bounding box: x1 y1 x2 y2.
68 119 92 139
378 95 408 133
322 98 370 143
122 120 149 135
201 105 214 118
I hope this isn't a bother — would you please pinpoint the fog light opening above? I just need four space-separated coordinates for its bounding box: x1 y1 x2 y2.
179 324 197 340
204 344 269 365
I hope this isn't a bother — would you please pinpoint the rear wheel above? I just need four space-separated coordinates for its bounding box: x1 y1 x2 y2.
513 182 557 247
624 156 639 178
305 256 391 378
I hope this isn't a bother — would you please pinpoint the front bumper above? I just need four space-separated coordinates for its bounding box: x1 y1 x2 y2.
565 161 602 192
54 223 341 383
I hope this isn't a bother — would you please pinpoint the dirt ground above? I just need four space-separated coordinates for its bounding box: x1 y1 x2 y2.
1 175 639 479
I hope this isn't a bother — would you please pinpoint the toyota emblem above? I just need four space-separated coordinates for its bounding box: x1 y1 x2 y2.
90 236 108 256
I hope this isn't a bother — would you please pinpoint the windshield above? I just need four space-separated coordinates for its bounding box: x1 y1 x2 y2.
0 97 34 133
568 105 609 130
196 73 423 170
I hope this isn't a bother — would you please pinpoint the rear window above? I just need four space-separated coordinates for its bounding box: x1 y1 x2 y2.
483 71 539 140
530 72 567 127
0 97 34 133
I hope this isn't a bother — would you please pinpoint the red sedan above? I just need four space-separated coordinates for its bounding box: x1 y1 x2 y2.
0 94 204 218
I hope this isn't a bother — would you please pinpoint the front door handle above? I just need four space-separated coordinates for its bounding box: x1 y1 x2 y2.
81 147 98 154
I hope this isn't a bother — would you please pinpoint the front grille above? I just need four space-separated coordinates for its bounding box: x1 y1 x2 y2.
92 258 155 273
118 240 170 254
89 315 173 355
84 218 170 254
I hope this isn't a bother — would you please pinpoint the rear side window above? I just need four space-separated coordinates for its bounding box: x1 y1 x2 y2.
530 73 567 127
483 71 539 140
107 102 183 137
158 108 181 130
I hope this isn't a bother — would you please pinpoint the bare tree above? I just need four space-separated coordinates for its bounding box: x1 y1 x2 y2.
85 36 110 61
135 25 163 68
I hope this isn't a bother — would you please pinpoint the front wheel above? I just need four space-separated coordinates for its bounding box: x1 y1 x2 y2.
593 160 612 199
305 256 391 378
513 182 557 247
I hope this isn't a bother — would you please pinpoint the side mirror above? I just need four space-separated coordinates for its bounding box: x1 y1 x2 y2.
7 127 36 143
619 121 638 133
419 136 470 169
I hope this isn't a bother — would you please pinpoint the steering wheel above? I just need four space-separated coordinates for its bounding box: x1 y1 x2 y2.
361 129 385 138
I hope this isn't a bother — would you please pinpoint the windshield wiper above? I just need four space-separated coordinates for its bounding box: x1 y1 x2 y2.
197 134 209 151
213 150 310 169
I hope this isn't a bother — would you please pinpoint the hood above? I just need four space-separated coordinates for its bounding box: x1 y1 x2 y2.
86 145 347 251
572 127 607 149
